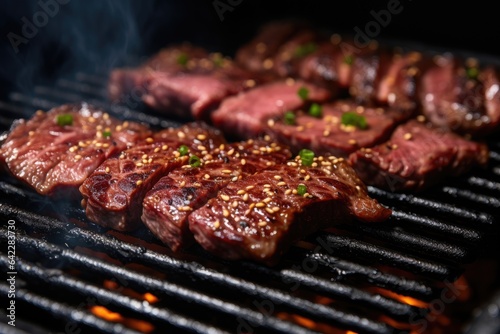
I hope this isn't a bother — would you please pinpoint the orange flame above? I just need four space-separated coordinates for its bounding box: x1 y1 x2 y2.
90 306 155 333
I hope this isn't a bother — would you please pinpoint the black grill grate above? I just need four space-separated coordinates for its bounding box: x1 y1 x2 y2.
0 72 499 334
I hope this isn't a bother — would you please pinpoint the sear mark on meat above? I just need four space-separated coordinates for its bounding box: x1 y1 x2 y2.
142 139 291 251
0 103 150 196
348 120 489 192
80 122 226 231
189 157 391 265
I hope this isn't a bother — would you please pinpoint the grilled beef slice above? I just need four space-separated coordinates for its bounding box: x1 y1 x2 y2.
80 122 226 231
189 156 391 265
235 19 312 73
142 139 291 251
0 103 150 196
211 80 331 138
420 55 500 136
266 100 410 157
109 44 258 120
348 120 489 191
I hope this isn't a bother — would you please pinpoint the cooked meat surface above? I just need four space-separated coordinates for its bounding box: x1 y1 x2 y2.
142 139 291 251
235 19 311 73
109 44 258 120
189 156 391 265
80 122 226 231
0 103 150 196
419 55 500 136
267 101 409 157
348 120 489 191
211 80 331 138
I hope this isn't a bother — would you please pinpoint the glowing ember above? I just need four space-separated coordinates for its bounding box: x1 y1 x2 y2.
90 306 155 333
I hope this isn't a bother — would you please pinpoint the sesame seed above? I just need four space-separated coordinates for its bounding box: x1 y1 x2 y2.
300 169 306 174
263 184 271 188
263 197 272 203
296 126 304 132
28 131 35 136
136 180 143 186
88 117 95 123
95 142 103 148
303 192 311 198
348 139 357 145
173 151 180 158
241 159 246 165
74 155 82 161
267 119 275 127
285 77 296 85
204 174 210 179
255 202 265 208
265 207 274 214
263 58 274 69
105 167 110 173
222 169 232 174
273 175 282 180
213 220 220 229
237 189 246 195
227 149 234 156
272 207 280 212
392 144 399 149
246 185 254 190
177 131 186 139
285 189 292 195
142 154 148 159
162 144 169 150
180 180 186 187
311 162 318 167
178 206 192 212
221 194 230 201
232 176 238 182
102 143 109 148
197 134 207 140
242 193 249 201
287 161 298 167
115 125 123 131
244 209 251 216
404 132 413 140
292 189 298 194
304 175 311 181
219 144 225 150
69 146 78 152
277 181 286 186
119 154 125 159
258 221 267 227
245 79 256 88
266 162 273 166
223 209 230 217
197 145 207 151
355 185 361 191
323 130 330 137
136 162 143 167
232 200 238 208
78 141 86 147
154 147 160 153
417 115 426 122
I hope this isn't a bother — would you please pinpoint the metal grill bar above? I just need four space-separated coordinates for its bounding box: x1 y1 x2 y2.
0 255 231 334
0 284 140 334
2 231 393 334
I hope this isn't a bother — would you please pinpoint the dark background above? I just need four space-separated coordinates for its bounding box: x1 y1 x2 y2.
0 0 499 98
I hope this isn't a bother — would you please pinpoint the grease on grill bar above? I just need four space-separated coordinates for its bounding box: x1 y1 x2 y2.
0 70 499 334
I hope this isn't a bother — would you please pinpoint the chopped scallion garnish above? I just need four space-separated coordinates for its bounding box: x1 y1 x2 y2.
178 145 189 156
343 54 354 65
341 112 368 130
177 53 188 66
297 184 307 196
102 130 112 138
297 86 309 101
299 149 314 166
308 103 322 118
284 111 296 125
189 155 201 167
294 42 317 58
56 114 73 126
466 67 479 80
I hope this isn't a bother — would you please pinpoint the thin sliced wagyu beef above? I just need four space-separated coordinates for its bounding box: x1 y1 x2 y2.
80 122 226 231
211 80 331 139
266 100 410 157
189 155 391 265
419 55 500 136
142 139 291 251
348 120 489 192
108 44 258 121
0 103 150 196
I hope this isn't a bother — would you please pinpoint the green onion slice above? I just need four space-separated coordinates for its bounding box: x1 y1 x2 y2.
56 114 73 126
308 103 322 118
299 149 314 166
189 155 201 167
294 42 317 58
297 184 307 196
297 86 309 101
284 111 296 125
341 112 368 130
178 145 189 156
